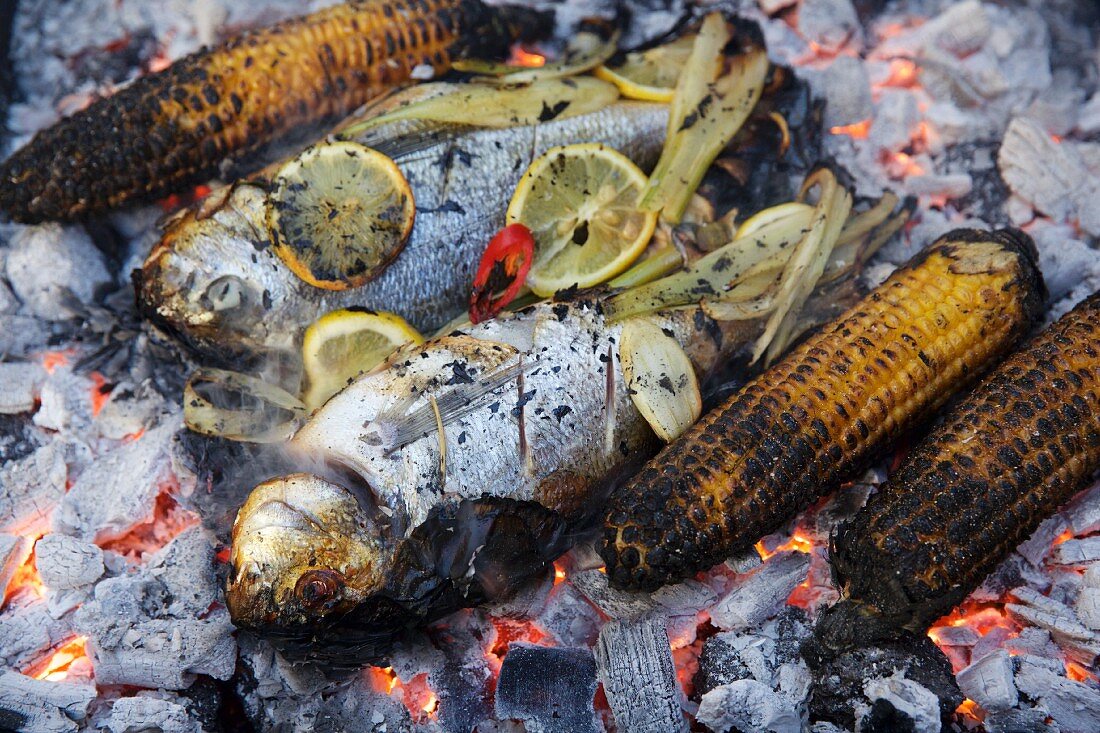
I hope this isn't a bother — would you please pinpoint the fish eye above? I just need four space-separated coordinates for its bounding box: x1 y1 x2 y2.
294 569 344 611
203 275 248 312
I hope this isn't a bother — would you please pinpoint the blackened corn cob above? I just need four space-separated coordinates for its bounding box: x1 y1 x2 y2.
829 291 1100 633
0 0 533 223
601 229 1046 591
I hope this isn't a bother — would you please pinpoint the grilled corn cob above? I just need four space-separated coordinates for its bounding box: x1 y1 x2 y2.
601 229 1046 591
0 0 538 223
826 291 1100 637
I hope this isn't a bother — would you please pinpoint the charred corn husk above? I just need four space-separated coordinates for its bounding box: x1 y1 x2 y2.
827 292 1100 636
601 229 1046 591
0 0 536 223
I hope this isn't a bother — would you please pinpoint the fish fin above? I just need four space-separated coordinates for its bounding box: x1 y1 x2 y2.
381 361 526 451
358 122 480 163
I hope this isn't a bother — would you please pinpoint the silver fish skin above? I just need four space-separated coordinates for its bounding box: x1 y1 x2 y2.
139 100 668 358
226 298 755 656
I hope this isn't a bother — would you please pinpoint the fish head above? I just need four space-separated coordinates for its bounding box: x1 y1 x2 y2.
139 183 296 357
226 473 390 632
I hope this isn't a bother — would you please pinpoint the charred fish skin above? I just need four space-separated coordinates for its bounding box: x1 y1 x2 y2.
0 0 539 223
138 102 669 358
227 299 756 661
826 291 1100 639
601 229 1046 592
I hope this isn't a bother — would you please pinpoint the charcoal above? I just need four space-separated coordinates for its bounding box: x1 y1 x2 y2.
0 668 96 733
495 643 598 733
537 582 602 648
808 56 873 128
1015 658 1100 733
1051 537 1100 565
491 565 554 619
984 706 1058 733
0 533 31 602
104 692 203 733
696 630 778 695
4 223 110 321
595 616 687 733
53 419 178 542
427 610 496 733
1061 482 1100 536
1004 629 1060 660
1006 587 1095 643
33 533 104 589
859 673 941 733
0 361 44 414
797 0 861 52
956 649 1017 712
94 381 170 441
570 568 656 619
807 634 961 729
0 595 74 669
144 525 219 617
1075 587 1100 630
33 371 96 433
709 551 810 631
725 548 763 574
929 624 979 647
696 679 800 733
0 440 67 535
0 414 44 464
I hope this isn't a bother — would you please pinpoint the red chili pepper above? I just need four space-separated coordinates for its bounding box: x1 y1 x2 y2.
469 223 535 324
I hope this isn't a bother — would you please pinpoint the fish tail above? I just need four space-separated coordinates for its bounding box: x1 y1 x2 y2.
0 0 542 223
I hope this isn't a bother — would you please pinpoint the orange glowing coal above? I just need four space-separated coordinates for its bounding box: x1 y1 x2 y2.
1066 660 1098 683
89 372 110 417
956 698 984 724
402 673 439 721
369 666 400 695
755 529 815 561
553 561 567 585
882 59 919 88
830 119 872 139
30 637 88 682
38 349 75 375
508 47 546 68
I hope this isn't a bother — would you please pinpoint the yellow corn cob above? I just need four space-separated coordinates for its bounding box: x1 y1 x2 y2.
601 229 1046 591
0 0 535 223
828 291 1100 634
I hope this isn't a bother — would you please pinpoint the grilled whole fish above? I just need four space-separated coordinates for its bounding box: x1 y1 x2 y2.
139 100 668 359
226 297 756 663
0 0 545 223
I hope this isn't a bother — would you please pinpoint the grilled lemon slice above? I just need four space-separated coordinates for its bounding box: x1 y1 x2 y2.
594 35 696 103
302 308 423 409
267 141 415 291
506 143 657 297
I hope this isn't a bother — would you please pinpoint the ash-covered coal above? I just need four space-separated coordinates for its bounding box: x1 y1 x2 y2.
495 643 599 732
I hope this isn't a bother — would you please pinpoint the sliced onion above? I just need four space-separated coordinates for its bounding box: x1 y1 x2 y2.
619 319 701 442
339 77 620 139
184 368 306 443
454 30 619 84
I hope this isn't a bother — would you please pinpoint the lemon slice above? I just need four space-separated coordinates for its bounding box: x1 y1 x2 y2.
506 143 657 297
594 35 696 102
267 141 415 291
302 309 423 409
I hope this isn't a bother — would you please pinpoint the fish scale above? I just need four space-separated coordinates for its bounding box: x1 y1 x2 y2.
830 291 1100 633
601 230 1046 591
0 0 534 223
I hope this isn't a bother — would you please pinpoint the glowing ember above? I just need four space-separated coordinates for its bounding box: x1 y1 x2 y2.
99 483 200 560
38 349 75 375
755 529 814 561
88 372 111 417
508 47 546 68
830 119 872 139
881 58 920 88
402 673 438 722
554 561 567 585
7 540 45 603
29 637 88 682
956 698 984 725
488 617 549 662
368 666 400 695
1066 660 1098 683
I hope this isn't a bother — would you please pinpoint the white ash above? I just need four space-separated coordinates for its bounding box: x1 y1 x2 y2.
1061 482 1100 537
0 594 74 670
72 527 235 690
94 381 172 441
1 223 110 322
796 0 861 54
0 534 32 603
1015 655 1100 733
595 616 687 733
956 649 1017 713
570 568 660 619
536 582 603 648
859 672 941 733
52 418 179 543
32 370 99 435
709 551 810 631
103 692 205 733
1016 514 1070 568
1007 586 1097 644
0 441 68 535
34 533 104 590
1052 537 1100 566
696 679 801 733
0 668 96 733
0 362 45 415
